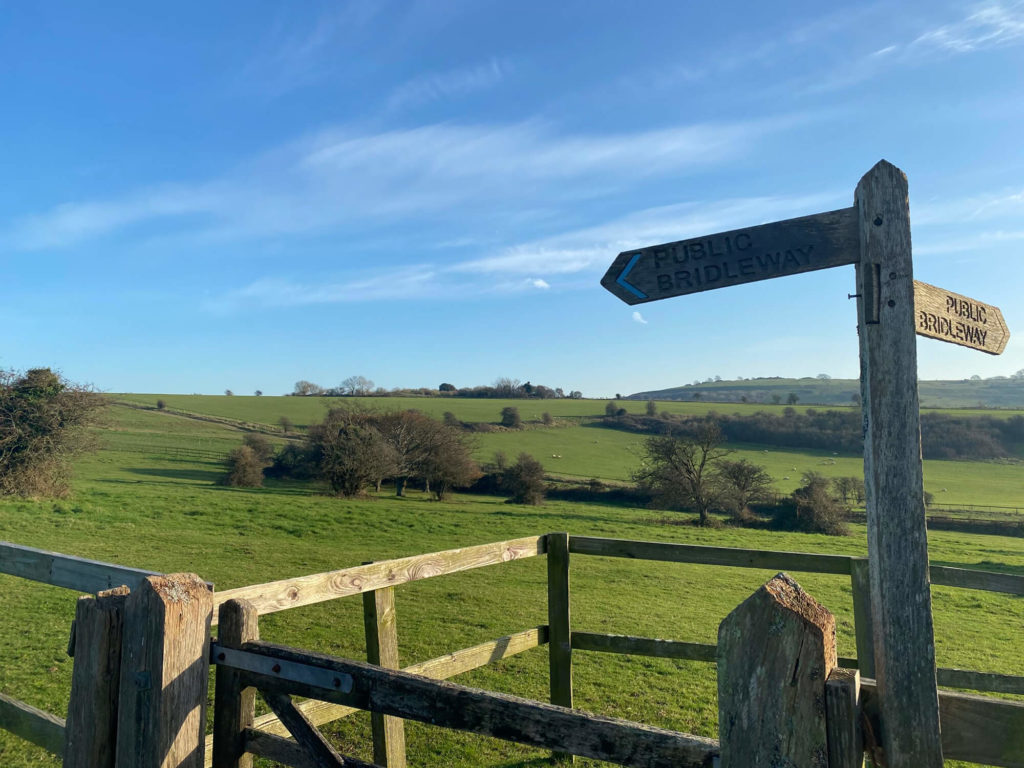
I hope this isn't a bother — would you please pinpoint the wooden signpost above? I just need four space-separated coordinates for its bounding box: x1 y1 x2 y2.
914 280 1009 354
602 160 1011 768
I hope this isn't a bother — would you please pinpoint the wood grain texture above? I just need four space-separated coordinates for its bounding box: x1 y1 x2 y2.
855 159 943 767
64 586 129 768
0 540 156 593
601 206 858 305
826 668 863 768
913 279 1009 355
212 599 259 768
225 641 718 767
569 535 852 574
861 679 1024 768
236 626 549 746
0 692 65 757
213 536 545 622
849 558 875 679
717 573 836 768
115 573 213 768
362 585 405 768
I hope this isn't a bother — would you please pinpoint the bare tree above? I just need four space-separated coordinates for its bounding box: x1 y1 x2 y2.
646 399 657 416
340 376 374 396
293 380 324 396
633 424 731 525
718 459 774 521
493 377 522 397
306 407 397 497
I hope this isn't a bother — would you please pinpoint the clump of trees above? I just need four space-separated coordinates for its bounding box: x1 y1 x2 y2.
0 368 105 497
603 408 1024 461
272 406 480 500
633 427 849 534
502 453 547 505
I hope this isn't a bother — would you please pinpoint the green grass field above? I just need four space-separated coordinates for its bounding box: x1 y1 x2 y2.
0 396 1021 766
109 395 1024 507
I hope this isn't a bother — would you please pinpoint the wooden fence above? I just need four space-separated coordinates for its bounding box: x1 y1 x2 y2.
2 533 1023 766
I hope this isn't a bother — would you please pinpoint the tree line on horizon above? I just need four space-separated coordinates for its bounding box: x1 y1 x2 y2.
290 376 583 400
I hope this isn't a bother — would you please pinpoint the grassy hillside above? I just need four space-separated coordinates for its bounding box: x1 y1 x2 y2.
0 403 1022 767
631 376 1024 409
105 396 1024 507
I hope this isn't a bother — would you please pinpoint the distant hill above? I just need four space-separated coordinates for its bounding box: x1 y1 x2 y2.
629 376 1024 409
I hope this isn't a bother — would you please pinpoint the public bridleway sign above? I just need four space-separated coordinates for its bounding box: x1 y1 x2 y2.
599 160 1013 768
914 280 1009 355
601 207 859 304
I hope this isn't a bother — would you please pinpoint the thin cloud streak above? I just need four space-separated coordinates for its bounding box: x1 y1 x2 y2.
387 58 511 111
3 115 801 251
807 1 1024 93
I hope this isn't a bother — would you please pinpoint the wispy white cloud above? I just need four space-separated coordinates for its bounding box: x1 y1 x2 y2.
807 2 1024 93
387 58 510 111
908 2 1024 55
3 115 798 251
632 311 648 325
240 2 383 96
206 267 440 313
528 278 550 290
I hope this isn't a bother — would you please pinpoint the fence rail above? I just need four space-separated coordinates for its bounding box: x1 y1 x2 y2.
0 541 158 594
215 638 720 768
2 533 1024 767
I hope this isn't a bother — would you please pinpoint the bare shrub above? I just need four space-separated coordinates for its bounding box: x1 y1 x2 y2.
0 368 105 497
223 445 267 488
242 433 275 463
504 453 546 505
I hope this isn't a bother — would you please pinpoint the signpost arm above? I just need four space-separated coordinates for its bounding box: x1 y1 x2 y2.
854 160 942 767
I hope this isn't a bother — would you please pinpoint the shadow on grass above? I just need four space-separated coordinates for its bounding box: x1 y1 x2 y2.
124 467 224 483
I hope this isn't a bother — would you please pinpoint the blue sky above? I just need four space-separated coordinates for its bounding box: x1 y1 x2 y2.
2 1 1023 396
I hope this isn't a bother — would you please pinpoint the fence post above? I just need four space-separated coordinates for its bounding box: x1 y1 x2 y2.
717 573 837 768
115 573 213 768
212 599 259 768
64 585 130 768
547 531 573 763
363 580 406 768
849 557 875 679
826 668 864 768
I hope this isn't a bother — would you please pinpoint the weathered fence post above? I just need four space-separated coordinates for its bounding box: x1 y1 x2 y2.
827 668 864 768
547 531 573 763
115 573 213 768
363 580 406 768
64 585 130 768
212 598 259 768
855 160 943 766
717 573 837 767
849 557 875 679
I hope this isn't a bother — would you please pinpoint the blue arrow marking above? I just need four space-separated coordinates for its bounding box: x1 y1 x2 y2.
616 253 648 299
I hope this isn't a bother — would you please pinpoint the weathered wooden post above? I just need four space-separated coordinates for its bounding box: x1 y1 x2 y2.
599 158 1012 764
547 531 573 763
854 161 942 767
212 598 259 768
115 573 213 768
65 585 130 768
363 581 407 768
717 573 836 767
